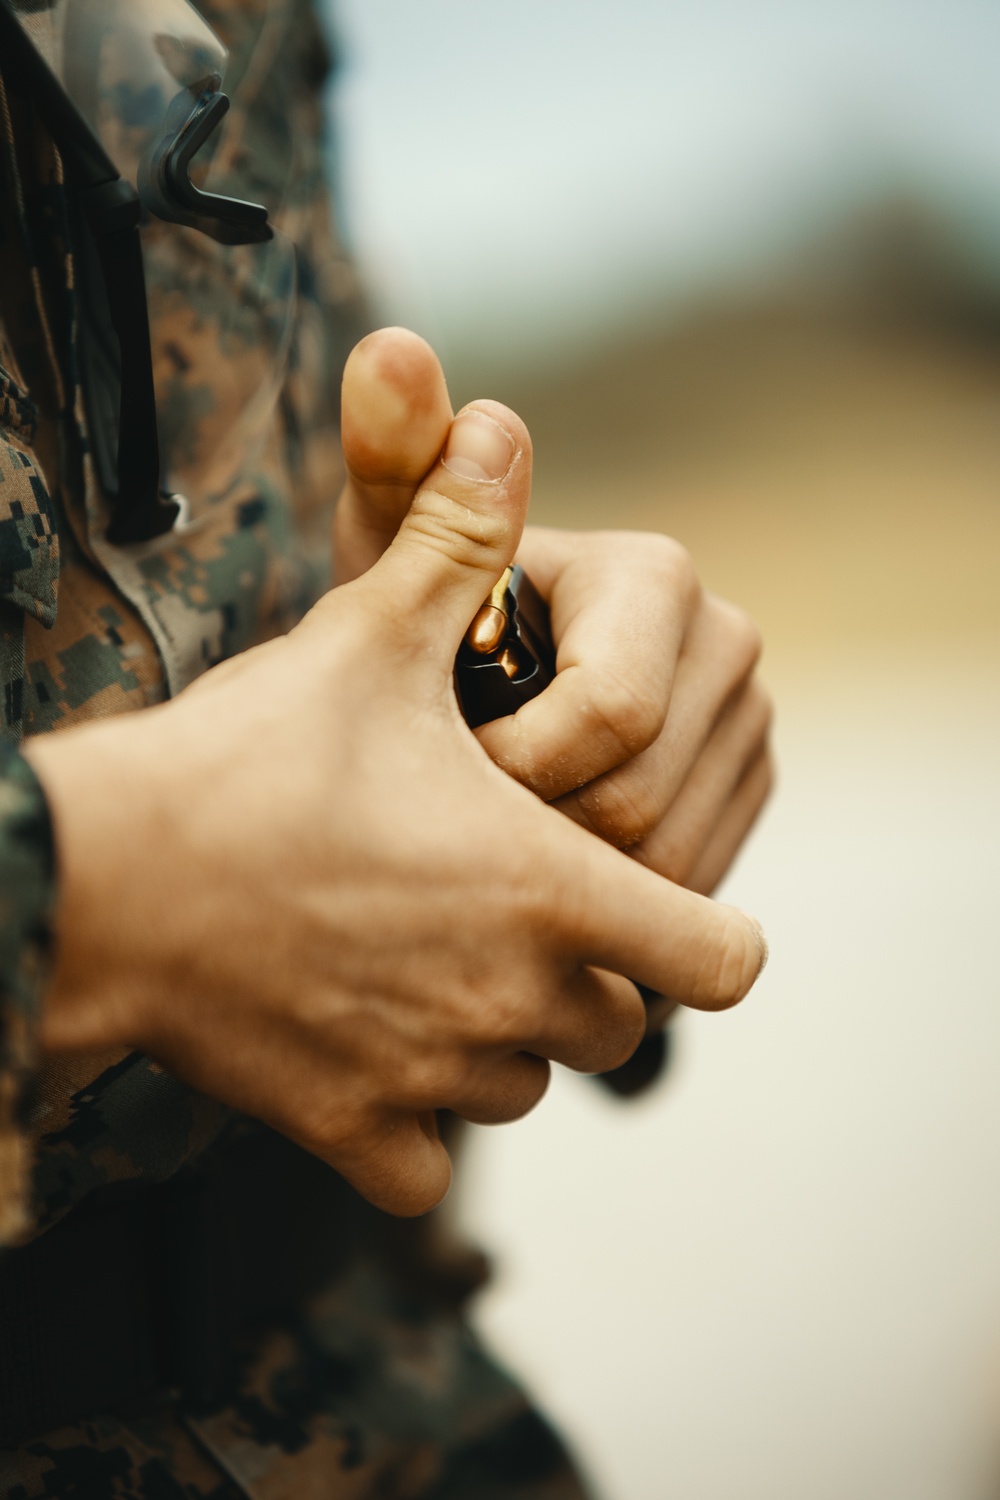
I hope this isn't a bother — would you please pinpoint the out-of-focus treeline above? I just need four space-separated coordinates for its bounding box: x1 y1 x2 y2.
444 194 1000 675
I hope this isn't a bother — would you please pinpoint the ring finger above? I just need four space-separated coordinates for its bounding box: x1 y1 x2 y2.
633 676 772 885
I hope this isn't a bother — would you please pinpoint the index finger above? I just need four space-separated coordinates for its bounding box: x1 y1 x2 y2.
475 529 698 800
547 811 767 1011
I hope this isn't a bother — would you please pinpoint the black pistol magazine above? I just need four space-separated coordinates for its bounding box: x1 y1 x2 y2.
455 566 671 1097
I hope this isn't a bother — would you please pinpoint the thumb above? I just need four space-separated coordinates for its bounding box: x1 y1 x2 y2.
335 327 454 585
361 399 533 657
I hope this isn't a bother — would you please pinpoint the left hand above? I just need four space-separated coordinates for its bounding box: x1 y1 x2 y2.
334 328 773 923
497 526 773 902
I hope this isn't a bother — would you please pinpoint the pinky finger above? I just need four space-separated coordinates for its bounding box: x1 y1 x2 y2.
332 1110 453 1218
445 1052 551 1126
686 749 775 897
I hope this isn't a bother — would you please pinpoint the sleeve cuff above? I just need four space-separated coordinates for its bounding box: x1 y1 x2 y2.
0 743 55 1243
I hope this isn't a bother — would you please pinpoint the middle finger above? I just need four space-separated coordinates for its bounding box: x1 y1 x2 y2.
555 594 763 849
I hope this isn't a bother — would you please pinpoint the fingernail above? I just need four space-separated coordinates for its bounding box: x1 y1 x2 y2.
443 410 514 482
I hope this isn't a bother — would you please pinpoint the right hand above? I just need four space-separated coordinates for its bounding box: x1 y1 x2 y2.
27 398 766 1217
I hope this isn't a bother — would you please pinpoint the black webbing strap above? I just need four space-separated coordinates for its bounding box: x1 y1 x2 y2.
0 0 179 543
0 1124 361 1447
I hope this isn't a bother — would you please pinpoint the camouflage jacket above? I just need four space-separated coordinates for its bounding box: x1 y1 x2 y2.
0 0 366 1249
0 5 591 1496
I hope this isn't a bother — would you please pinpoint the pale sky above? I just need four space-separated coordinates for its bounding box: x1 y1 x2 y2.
324 0 1000 362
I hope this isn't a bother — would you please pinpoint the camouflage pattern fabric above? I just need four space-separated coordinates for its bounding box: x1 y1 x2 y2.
185 1264 590 1500
0 0 370 1248
0 2 594 1495
0 1411 244 1500
0 1282 589 1499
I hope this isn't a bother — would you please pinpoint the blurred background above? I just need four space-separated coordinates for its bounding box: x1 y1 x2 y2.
323 3 1000 1496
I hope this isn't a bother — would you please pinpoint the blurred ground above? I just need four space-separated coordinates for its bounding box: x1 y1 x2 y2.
451 303 1000 1500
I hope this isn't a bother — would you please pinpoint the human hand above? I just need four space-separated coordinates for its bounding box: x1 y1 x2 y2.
27 390 765 1216
334 329 773 1020
493 527 774 901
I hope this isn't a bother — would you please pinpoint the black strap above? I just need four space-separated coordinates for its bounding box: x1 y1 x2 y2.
0 0 176 542
79 199 179 545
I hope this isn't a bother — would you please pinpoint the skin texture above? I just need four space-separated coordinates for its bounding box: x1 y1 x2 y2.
27 329 769 1216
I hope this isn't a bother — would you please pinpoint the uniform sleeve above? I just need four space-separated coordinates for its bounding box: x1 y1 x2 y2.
0 743 55 1244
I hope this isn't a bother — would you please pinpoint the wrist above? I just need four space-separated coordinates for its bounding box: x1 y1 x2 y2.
23 711 182 1056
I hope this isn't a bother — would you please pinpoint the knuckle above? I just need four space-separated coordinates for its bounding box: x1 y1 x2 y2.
349 1127 452 1218
631 822 692 885
633 530 694 577
586 668 666 759
653 840 694 887
477 980 541 1050
715 600 763 677
605 531 700 608
571 976 646 1074
599 989 647 1072
407 487 512 571
471 1058 551 1124
400 1048 465 1105
577 766 664 849
662 535 698 591
650 533 700 606
292 1095 360 1162
506 1062 551 1121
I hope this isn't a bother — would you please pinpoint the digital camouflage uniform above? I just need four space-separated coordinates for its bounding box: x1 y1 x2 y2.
0 2 590 1494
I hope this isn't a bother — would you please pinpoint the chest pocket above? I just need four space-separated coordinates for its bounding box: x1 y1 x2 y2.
0 365 59 631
